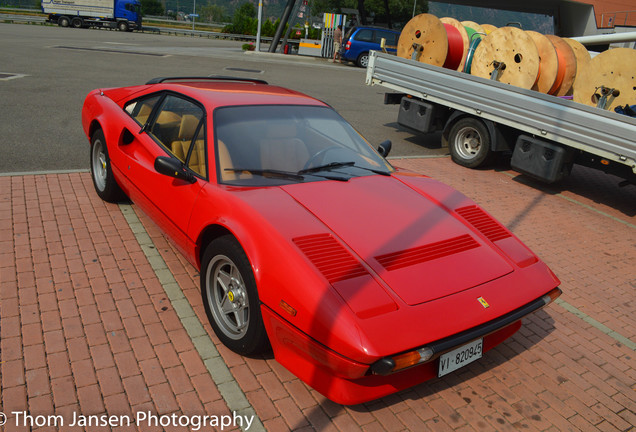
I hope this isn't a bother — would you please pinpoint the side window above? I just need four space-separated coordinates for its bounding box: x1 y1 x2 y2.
354 29 373 43
147 95 207 177
382 31 399 46
126 95 161 126
186 123 207 177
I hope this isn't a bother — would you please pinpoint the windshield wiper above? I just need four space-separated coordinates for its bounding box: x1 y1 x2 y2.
297 161 355 174
225 168 305 181
298 161 390 176
226 167 350 182
351 165 391 176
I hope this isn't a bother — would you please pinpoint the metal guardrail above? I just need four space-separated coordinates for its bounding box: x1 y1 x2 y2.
144 15 230 28
1 13 45 23
0 12 296 44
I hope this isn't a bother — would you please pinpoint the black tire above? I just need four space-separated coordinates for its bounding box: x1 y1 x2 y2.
58 16 70 27
201 235 269 356
71 17 83 28
448 117 492 168
117 21 129 32
357 52 370 68
90 129 125 202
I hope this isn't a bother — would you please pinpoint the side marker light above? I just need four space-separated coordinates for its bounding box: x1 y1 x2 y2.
279 300 297 317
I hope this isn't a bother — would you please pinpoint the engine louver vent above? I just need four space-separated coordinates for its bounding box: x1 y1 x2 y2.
375 234 480 271
293 234 368 283
456 205 511 242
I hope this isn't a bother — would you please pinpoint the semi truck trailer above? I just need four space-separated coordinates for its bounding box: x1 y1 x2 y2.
42 0 142 31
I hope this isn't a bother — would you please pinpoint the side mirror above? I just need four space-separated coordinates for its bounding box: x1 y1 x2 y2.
154 156 196 184
377 140 392 158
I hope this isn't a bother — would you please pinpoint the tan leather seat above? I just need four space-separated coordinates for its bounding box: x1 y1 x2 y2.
260 124 308 172
187 139 206 177
217 139 253 182
217 139 235 181
135 103 153 124
170 115 206 177
156 110 181 128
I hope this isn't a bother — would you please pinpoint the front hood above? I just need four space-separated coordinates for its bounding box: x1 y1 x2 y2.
282 175 513 306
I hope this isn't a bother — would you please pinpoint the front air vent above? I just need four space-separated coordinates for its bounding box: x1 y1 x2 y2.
293 234 368 283
376 234 480 271
456 206 511 242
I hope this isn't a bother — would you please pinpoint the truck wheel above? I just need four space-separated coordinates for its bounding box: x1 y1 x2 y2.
71 17 83 28
357 52 370 68
117 21 129 32
448 117 492 168
58 16 70 27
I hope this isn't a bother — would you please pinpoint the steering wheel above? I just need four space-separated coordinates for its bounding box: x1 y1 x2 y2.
302 146 342 170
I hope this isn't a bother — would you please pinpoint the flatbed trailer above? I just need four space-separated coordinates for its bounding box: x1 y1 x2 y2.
366 51 636 185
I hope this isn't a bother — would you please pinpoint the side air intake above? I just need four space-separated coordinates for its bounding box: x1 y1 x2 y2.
456 205 511 242
293 234 368 283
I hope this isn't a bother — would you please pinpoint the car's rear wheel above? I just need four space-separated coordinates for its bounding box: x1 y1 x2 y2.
58 16 70 27
357 52 370 68
201 235 269 356
71 17 83 28
90 129 125 202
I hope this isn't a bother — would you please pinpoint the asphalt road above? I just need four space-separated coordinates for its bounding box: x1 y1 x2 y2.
0 23 446 174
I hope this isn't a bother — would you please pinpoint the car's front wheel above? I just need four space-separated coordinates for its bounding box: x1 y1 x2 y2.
201 235 269 356
90 129 125 202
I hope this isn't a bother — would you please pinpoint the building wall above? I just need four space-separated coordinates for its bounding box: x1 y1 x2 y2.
577 0 636 27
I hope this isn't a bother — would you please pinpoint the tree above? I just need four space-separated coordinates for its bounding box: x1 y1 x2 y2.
140 0 164 16
311 0 428 29
199 3 226 23
223 2 257 35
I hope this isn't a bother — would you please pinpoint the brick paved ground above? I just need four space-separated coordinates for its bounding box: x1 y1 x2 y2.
1 158 634 431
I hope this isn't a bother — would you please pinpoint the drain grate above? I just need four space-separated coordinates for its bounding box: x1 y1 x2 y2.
224 67 264 74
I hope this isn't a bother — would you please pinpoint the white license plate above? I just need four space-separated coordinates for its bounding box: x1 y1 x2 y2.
438 338 483 377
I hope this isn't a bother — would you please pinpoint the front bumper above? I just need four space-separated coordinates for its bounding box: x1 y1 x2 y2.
261 287 561 405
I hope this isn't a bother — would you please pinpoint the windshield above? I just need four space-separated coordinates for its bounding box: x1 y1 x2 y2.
214 105 393 186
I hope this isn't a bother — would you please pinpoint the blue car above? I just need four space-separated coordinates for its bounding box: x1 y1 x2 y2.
340 26 401 67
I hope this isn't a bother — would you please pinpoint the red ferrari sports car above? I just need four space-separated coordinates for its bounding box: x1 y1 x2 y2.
82 77 561 405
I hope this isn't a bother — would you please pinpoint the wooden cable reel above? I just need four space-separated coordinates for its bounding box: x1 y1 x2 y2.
481 24 497 35
573 47 636 111
563 38 592 96
397 14 448 66
440 17 470 71
470 27 540 89
545 35 577 96
462 21 486 36
526 31 558 94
